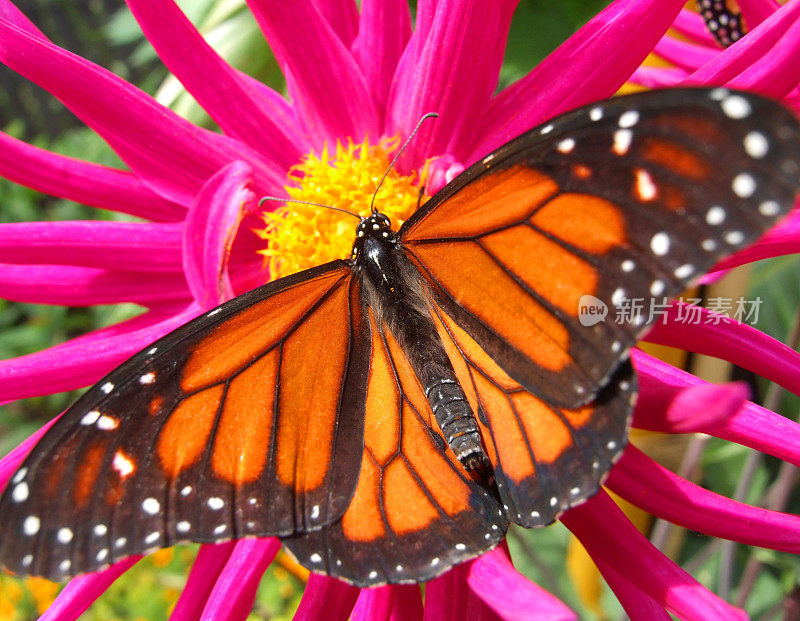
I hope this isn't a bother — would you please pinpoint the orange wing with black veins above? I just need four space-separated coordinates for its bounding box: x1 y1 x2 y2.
283 310 507 587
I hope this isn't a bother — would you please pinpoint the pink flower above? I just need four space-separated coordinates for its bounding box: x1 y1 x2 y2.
1 0 799 619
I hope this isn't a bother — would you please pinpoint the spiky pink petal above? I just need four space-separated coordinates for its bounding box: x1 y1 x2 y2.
608 446 800 552
39 557 142 621
594 559 672 621
0 17 283 204
739 0 781 27
245 0 378 144
351 0 412 106
198 539 280 621
632 350 800 469
654 36 720 70
314 0 359 45
0 132 184 221
643 304 800 397
171 542 237 621
293 575 360 620
0 304 200 402
124 0 301 170
0 264 189 306
468 545 577 621
563 491 747 620
671 10 716 45
425 561 503 621
0 221 182 270
474 0 686 157
183 162 257 308
386 0 517 166
350 584 423 621
634 379 749 433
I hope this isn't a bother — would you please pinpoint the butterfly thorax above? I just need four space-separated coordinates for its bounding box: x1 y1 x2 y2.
351 213 490 473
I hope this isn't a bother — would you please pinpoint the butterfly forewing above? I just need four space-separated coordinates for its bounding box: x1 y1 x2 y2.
0 262 369 580
401 87 800 409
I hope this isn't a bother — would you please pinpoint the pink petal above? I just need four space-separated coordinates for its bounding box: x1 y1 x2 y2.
0 131 185 221
199 539 280 620
425 561 503 621
629 65 689 89
594 558 671 620
562 491 747 620
654 36 720 71
0 0 46 37
39 557 142 621
386 0 517 167
351 0 411 106
246 0 378 143
468 545 577 621
0 221 182 270
313 0 359 45
0 304 200 402
643 303 800 397
0 264 189 306
350 584 423 621
0 17 283 205
683 0 800 98
474 0 686 157
739 0 781 28
608 447 800 553
631 350 800 469
293 574 360 620
171 542 237 621
125 0 301 171
709 205 800 271
634 379 750 433
183 161 257 308
671 9 716 45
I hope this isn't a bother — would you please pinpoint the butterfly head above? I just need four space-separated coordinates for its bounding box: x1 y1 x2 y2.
351 213 397 261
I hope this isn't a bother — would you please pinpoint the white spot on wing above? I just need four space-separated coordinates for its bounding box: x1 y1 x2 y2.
22 555 32 568
145 531 160 545
112 451 135 478
139 372 156 385
101 382 114 394
759 200 780 216
725 230 745 245
310 553 322 563
706 206 726 225
94 524 108 536
540 123 554 134
732 173 756 198
12 468 28 484
650 232 670 256
651 280 665 296
59 559 71 573
180 486 192 497
557 138 576 153
744 131 768 158
81 410 101 426
674 264 694 279
721 95 751 119
612 129 632 155
96 549 109 562
142 498 160 515
12 482 29 502
590 107 603 121
57 527 73 544
177 521 190 534
97 415 119 430
618 110 639 128
207 497 225 510
635 169 658 201
23 516 40 536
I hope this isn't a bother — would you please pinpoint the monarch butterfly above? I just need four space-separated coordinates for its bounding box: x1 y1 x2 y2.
697 0 745 47
1 87 799 587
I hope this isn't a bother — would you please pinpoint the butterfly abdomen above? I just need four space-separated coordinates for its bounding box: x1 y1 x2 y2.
354 214 488 469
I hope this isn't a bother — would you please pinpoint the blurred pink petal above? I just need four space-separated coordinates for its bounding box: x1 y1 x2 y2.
183 161 256 307
468 545 577 621
0 221 182 270
246 0 378 143
594 558 672 621
199 539 280 620
294 574 360 620
0 420 55 488
0 131 184 221
630 65 688 88
563 491 747 620
671 9 716 45
654 36 719 70
474 0 685 156
643 303 800 397
739 0 781 27
426 561 503 621
350 584 423 621
171 542 237 621
125 0 301 170
39 557 142 621
608 446 800 552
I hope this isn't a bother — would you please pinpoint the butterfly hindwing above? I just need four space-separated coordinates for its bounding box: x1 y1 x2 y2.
283 311 507 587
0 262 370 580
431 300 635 527
401 88 800 410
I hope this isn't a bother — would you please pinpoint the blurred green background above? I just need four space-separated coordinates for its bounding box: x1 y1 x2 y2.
1 0 799 619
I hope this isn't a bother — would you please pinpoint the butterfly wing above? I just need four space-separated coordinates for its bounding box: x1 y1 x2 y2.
431 300 635 527
283 310 507 587
401 87 800 410
0 262 371 580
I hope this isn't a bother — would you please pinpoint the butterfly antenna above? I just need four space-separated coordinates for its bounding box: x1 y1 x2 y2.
258 196 362 220
370 112 439 214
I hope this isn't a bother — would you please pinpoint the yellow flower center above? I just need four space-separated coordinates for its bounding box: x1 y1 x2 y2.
256 136 427 279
